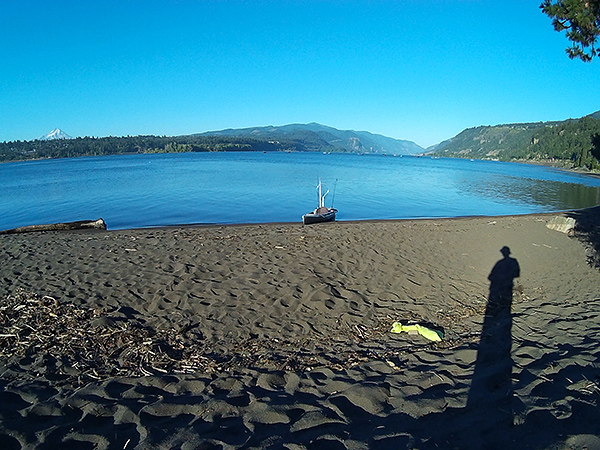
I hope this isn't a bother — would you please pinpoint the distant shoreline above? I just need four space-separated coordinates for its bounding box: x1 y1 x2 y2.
4 149 600 176
2 152 599 234
511 158 600 179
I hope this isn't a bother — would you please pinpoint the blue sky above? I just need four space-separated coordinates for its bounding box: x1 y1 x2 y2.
1 0 598 148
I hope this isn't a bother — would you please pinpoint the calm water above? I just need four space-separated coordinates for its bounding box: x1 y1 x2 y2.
1 152 600 231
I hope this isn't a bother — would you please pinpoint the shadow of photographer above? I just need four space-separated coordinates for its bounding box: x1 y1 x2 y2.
466 246 520 424
398 243 600 448
467 246 521 408
386 246 524 449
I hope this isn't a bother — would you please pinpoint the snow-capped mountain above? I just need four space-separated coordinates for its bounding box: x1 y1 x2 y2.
38 128 72 140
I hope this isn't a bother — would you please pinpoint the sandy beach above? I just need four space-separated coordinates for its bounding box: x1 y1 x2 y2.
1 210 599 449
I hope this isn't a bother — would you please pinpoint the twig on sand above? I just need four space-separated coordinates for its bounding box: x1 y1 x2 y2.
1 290 467 385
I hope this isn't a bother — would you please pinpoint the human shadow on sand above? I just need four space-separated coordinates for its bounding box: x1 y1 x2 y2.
3 246 600 449
465 246 520 425
396 244 600 449
400 246 524 449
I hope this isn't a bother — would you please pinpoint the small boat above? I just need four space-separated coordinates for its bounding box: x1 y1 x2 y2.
302 180 337 224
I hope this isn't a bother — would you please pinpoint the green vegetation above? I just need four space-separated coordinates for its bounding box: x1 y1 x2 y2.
0 135 296 163
431 114 600 170
5 116 600 170
0 123 424 163
516 116 600 168
541 0 600 61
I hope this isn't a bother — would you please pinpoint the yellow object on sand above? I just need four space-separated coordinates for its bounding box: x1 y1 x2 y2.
390 322 443 341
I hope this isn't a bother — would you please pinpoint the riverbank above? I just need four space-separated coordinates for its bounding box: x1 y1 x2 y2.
1 212 599 449
511 157 600 179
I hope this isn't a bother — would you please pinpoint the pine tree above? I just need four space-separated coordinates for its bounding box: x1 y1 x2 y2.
541 0 600 61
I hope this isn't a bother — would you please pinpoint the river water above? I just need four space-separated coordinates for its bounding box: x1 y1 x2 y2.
1 152 599 230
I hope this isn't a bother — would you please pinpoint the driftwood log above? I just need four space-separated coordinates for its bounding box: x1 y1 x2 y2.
0 218 107 235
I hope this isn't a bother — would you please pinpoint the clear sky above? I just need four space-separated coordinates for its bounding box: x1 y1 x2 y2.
1 0 598 148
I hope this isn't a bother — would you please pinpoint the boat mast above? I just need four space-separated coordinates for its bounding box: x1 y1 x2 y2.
331 179 337 208
317 179 329 208
317 180 322 207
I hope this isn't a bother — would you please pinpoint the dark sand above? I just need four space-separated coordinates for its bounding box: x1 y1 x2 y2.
1 211 599 449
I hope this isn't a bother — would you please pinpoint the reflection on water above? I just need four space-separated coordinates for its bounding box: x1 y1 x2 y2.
1 153 599 230
460 173 600 211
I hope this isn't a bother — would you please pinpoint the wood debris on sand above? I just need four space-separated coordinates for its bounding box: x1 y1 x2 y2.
0 290 212 383
0 290 466 386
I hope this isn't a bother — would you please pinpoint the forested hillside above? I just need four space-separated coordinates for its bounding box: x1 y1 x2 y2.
0 135 296 163
197 123 423 155
0 122 422 163
4 115 599 167
431 113 600 170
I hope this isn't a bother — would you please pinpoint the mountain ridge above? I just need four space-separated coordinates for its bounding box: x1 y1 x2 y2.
429 110 600 169
5 114 598 168
196 123 424 155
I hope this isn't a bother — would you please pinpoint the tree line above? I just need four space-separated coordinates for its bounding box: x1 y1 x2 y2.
517 116 600 169
0 135 298 163
431 116 600 170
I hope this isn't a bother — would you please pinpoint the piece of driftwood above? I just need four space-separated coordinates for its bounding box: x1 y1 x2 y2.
0 218 107 235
